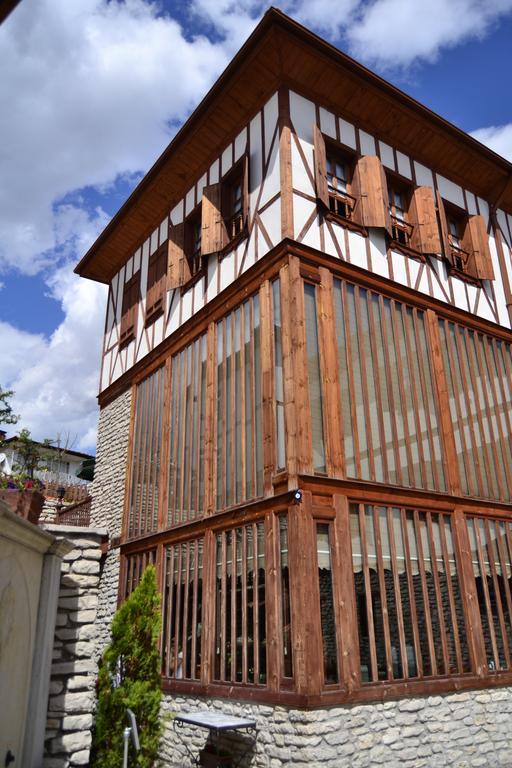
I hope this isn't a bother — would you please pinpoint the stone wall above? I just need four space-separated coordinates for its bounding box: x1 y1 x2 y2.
160 689 512 768
89 389 131 656
42 525 107 768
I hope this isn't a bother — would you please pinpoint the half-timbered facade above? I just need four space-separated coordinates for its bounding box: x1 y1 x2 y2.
80 9 512 765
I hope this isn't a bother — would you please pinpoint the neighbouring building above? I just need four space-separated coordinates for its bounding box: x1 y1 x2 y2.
75 9 512 766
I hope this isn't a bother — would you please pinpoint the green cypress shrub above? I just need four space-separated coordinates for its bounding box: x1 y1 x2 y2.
91 565 163 768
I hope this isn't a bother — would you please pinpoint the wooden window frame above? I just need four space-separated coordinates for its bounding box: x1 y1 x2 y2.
220 154 249 256
386 173 417 254
437 194 495 283
119 271 140 349
182 204 205 291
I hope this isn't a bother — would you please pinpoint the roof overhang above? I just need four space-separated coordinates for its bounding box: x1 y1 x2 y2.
75 7 512 284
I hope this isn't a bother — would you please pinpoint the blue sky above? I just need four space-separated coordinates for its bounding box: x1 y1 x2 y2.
1 0 512 452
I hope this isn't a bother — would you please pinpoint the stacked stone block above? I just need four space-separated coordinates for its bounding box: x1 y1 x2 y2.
42 525 107 768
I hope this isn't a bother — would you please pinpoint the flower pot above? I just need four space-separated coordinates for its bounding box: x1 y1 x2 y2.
199 748 233 767
0 489 45 524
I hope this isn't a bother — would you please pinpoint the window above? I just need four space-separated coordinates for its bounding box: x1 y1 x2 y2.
326 150 356 220
304 282 326 473
145 245 167 325
162 538 204 680
184 206 203 283
351 503 470 683
317 523 339 684
388 182 413 246
223 167 245 241
214 521 266 685
437 193 495 281
122 550 156 599
119 271 140 348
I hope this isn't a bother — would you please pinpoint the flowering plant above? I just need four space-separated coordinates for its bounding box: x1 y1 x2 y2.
0 472 45 492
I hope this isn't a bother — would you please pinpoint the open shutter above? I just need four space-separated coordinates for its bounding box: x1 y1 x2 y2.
463 215 495 280
168 222 189 289
436 191 453 266
120 272 140 347
201 183 228 255
353 155 391 232
409 186 441 254
313 124 329 208
146 246 167 322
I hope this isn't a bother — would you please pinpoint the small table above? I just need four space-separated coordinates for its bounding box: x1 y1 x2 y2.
173 711 257 768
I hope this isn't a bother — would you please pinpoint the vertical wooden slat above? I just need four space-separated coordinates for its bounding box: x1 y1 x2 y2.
426 311 462 494
413 310 441 490
333 494 359 692
278 87 294 239
158 359 172 530
472 518 500 669
483 519 510 668
378 295 402 485
173 545 183 679
181 544 191 678
358 503 378 681
318 267 345 478
413 509 437 675
201 530 215 686
400 508 424 678
438 516 464 673
230 529 237 682
241 526 248 684
260 281 275 495
366 291 389 482
204 323 216 514
401 309 428 488
354 287 376 480
372 507 393 679
239 303 247 501
425 513 450 674
386 506 409 679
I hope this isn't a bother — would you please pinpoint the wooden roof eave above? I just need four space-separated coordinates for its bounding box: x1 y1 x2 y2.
75 7 512 285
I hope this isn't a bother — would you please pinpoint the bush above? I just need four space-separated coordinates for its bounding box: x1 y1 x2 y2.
91 565 163 767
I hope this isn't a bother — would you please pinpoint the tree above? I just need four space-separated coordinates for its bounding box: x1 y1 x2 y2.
91 566 163 768
0 387 19 439
10 428 53 478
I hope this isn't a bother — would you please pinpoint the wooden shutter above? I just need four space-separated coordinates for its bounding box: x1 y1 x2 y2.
436 191 453 266
409 186 442 254
313 124 329 208
120 272 140 347
463 215 495 280
352 155 391 232
168 222 189 288
201 183 228 255
146 245 167 323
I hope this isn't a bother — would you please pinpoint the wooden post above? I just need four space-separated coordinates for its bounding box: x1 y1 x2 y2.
204 322 217 514
278 87 294 240
260 280 275 496
333 493 359 692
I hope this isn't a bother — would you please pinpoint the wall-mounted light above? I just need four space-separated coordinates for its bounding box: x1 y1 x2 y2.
293 489 302 502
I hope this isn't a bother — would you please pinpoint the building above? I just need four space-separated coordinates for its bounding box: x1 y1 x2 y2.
1 432 93 485
76 9 512 766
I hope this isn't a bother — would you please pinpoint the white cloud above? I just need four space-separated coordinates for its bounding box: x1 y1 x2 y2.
471 123 512 163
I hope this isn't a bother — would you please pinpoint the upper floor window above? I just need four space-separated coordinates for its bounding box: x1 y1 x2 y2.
437 192 495 282
221 157 248 245
326 151 355 220
119 271 140 348
388 182 413 246
184 206 203 281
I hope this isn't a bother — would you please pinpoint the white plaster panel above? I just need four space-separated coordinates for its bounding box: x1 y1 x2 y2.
430 258 450 301
417 267 430 295
150 228 159 255
319 107 336 139
396 151 412 179
197 173 207 202
112 351 123 382
348 230 366 269
241 232 256 274
125 256 133 281
323 224 340 260
476 291 495 323
137 330 148 362
497 210 511 248
222 145 233 177
451 277 469 312
259 200 281 248
115 266 125 323
220 251 235 290
489 236 509 326
407 257 421 288
185 187 195 216
106 295 114 337
234 128 247 163
206 257 218 303
128 332 137 369
291 138 315 196
101 353 111 391
390 250 408 288
133 247 141 274
414 162 434 188
181 288 193 324
159 218 167 244
466 191 477 215
379 141 395 171
153 314 164 347
250 113 263 215
167 291 180 336
359 130 376 156
140 246 149 296
437 174 465 208
209 159 219 185
263 93 278 162
257 226 270 262
259 138 281 208
301 214 321 251
193 281 204 315
290 91 315 144
293 194 317 240
477 197 489 228
339 118 356 149
466 283 478 314
369 230 389 278
170 201 184 225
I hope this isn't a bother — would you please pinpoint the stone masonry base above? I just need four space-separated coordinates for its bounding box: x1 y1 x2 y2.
160 689 512 768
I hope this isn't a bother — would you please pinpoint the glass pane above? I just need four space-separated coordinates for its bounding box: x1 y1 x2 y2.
279 515 293 678
304 283 326 472
317 524 339 684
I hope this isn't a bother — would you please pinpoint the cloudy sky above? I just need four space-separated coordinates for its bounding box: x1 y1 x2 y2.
1 0 512 454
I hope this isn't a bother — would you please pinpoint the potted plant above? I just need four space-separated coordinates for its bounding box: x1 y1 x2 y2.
0 474 45 524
